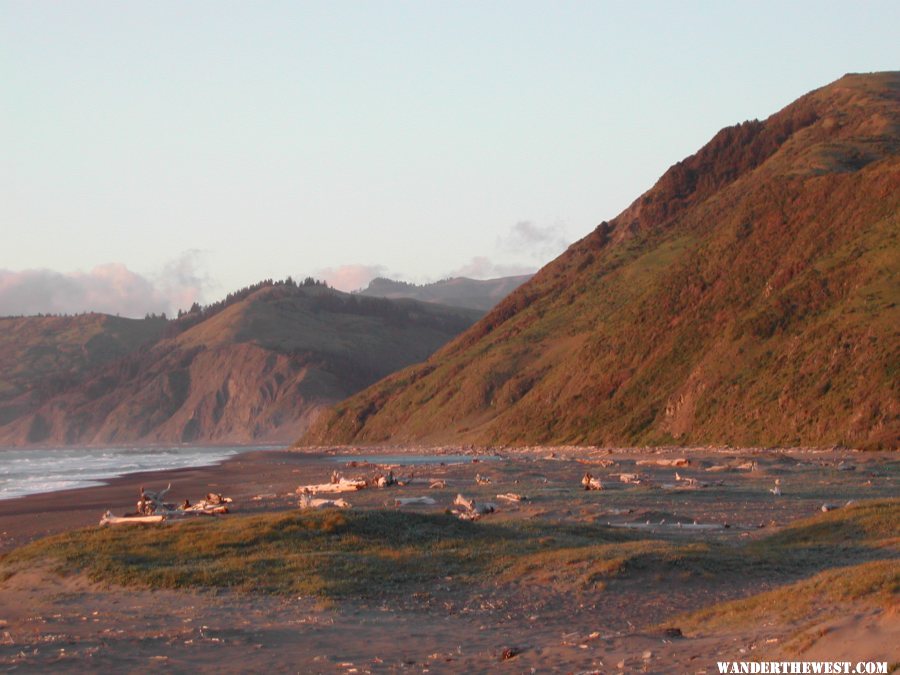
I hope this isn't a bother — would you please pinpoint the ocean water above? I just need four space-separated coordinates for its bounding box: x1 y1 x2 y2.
0 446 246 501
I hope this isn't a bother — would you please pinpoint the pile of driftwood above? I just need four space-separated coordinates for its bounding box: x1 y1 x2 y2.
296 470 399 509
451 494 495 521
582 472 603 490
99 484 233 526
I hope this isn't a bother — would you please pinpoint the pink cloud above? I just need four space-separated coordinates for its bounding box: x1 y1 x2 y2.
0 251 208 318
314 264 387 292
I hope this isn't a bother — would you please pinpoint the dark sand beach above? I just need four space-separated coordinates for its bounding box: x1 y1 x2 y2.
0 448 328 553
0 445 897 672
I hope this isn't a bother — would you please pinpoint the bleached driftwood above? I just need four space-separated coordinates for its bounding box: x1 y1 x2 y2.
394 496 437 506
582 473 603 491
137 483 172 515
374 470 397 488
705 465 728 472
297 474 367 494
576 458 616 468
674 472 701 487
298 494 351 509
452 493 495 520
182 503 229 515
496 493 527 503
100 511 165 526
608 521 724 531
474 473 492 485
617 473 642 485
429 480 447 489
636 458 689 468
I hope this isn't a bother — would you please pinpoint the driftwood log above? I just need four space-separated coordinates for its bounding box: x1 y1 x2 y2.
137 483 172 515
581 473 602 490
394 496 437 506
636 458 689 468
496 493 527 503
298 494 351 509
100 511 165 526
297 474 367 494
452 493 495 520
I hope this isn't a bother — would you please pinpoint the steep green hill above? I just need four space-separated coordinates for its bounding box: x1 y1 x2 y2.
304 72 900 450
0 314 166 429
0 285 480 445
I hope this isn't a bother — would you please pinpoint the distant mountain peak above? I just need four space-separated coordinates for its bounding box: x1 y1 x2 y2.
358 274 534 312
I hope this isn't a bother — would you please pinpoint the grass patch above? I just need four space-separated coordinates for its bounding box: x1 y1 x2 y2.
0 510 629 599
676 558 899 633
3 500 896 604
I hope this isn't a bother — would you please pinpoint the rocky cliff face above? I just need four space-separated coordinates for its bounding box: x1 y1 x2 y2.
305 72 900 450
0 284 481 446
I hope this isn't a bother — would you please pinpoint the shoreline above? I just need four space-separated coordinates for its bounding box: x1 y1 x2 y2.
0 448 330 554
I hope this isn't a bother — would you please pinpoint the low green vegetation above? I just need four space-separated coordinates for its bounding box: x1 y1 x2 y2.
676 559 898 633
3 500 897 608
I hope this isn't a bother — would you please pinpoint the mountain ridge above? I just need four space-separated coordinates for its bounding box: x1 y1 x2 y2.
304 72 900 450
0 282 482 446
357 274 534 311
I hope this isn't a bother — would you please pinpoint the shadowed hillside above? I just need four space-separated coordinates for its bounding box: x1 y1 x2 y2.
0 284 480 445
0 314 167 431
358 274 533 312
305 72 900 450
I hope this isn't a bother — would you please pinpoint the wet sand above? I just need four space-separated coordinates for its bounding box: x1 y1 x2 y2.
0 448 328 553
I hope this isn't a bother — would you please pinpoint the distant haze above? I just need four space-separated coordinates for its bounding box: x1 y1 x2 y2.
2 2 897 316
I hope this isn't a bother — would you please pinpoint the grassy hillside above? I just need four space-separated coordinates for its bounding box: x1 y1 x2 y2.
305 72 900 449
0 314 166 430
0 285 480 445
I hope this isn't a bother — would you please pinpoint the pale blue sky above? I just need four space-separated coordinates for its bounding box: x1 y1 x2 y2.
1 1 898 315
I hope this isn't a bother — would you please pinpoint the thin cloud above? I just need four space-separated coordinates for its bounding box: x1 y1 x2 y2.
498 220 570 259
314 264 387 292
0 251 209 318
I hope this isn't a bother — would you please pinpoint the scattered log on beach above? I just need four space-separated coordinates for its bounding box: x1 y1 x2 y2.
297 473 367 494
429 479 447 489
374 470 397 488
394 496 437 506
636 458 689 467
298 494 351 509
582 473 603 490
452 493 495 520
100 511 165 526
608 521 724 531
496 493 527 503
137 483 172 515
617 473 643 485
104 486 234 524
576 458 616 468
474 473 492 485
674 472 702 487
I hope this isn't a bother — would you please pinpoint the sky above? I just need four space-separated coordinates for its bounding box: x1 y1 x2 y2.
2 1 898 317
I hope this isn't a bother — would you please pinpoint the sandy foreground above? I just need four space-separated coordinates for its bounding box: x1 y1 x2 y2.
0 445 897 673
